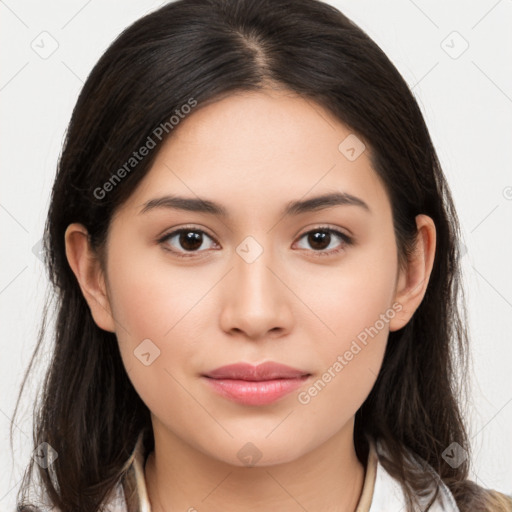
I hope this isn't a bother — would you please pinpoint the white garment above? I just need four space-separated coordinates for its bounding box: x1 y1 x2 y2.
368 441 459 511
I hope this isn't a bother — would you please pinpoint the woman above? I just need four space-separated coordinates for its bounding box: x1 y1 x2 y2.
12 0 512 510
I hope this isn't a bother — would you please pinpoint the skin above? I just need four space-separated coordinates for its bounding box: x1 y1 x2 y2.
65 88 436 511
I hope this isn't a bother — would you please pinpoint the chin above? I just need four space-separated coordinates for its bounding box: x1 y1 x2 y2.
213 439 305 468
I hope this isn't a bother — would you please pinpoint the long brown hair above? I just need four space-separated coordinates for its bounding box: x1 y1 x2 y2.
12 0 511 510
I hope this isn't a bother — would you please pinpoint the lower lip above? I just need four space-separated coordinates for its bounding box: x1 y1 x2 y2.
202 375 310 406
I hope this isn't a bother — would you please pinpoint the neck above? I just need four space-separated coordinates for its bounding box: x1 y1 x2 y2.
144 418 366 512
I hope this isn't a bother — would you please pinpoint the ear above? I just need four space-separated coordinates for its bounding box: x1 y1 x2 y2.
64 223 116 333
389 214 436 332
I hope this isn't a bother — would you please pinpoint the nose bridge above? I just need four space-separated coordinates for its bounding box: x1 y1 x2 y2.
234 233 278 305
219 233 292 338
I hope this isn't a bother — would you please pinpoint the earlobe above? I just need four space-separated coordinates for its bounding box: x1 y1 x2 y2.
389 214 436 332
64 223 116 333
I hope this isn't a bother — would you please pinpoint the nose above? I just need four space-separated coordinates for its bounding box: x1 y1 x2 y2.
218 242 294 341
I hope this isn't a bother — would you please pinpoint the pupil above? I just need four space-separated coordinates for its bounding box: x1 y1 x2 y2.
310 231 330 250
180 231 202 251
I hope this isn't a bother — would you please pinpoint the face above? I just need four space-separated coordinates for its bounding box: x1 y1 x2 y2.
68 88 431 467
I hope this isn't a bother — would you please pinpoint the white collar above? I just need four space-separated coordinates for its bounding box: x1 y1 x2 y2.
369 439 460 511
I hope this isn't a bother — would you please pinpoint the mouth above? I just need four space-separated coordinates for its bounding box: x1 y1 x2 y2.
201 361 312 406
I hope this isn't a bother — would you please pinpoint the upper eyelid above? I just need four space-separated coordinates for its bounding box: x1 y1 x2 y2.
160 225 217 243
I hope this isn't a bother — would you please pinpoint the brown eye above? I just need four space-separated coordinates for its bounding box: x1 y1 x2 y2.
295 227 352 256
159 228 218 257
178 231 203 251
307 231 331 250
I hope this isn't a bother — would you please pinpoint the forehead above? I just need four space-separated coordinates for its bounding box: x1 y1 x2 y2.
122 89 390 219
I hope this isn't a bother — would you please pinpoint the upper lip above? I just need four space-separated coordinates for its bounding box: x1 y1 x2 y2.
203 362 310 381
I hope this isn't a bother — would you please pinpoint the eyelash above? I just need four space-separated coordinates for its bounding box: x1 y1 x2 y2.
157 225 353 259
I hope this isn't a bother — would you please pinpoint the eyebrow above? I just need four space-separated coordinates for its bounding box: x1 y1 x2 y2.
139 191 371 217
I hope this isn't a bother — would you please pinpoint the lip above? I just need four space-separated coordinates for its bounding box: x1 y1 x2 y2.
202 362 311 406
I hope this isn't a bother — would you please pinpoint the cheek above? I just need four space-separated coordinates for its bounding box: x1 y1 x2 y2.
105 239 209 339
105 243 218 411
292 238 397 407
294 276 392 432
294 236 398 351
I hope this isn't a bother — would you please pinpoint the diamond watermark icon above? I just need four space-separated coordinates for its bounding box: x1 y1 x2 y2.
32 238 45 262
442 442 468 468
31 31 59 59
338 134 366 161
441 31 469 60
237 442 263 467
33 442 58 469
134 338 161 366
236 236 264 264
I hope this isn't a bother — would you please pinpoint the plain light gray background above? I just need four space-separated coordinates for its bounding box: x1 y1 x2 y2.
1 0 511 508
